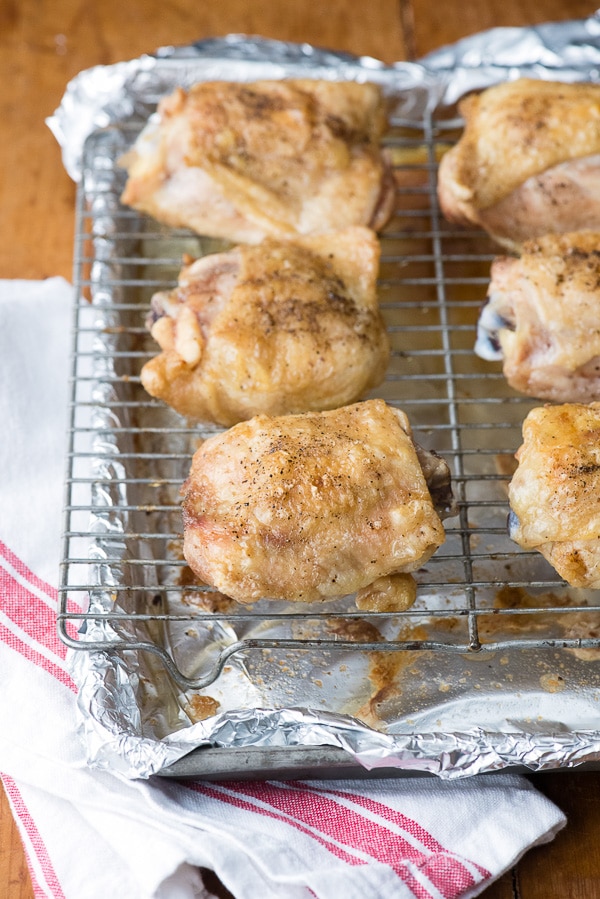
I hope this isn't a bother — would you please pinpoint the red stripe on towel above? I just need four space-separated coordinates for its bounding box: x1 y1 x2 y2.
190 781 364 866
225 780 485 898
2 774 67 899
320 784 490 880
0 564 67 659
0 541 58 605
189 780 445 898
0 617 75 692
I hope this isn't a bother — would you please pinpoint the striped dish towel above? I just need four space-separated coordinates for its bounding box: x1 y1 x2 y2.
0 278 566 899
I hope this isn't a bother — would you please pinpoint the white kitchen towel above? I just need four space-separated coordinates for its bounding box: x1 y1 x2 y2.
0 277 566 899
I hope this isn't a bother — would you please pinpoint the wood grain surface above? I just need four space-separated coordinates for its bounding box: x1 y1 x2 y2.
3 1 600 897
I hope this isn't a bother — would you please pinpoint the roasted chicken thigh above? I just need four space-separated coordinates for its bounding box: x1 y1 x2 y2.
182 399 455 605
475 231 600 402
141 227 389 426
120 79 395 243
508 402 600 588
437 79 600 250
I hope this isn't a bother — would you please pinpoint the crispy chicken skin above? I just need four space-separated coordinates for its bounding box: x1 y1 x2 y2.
140 227 390 426
508 403 600 588
475 231 600 402
181 399 454 605
437 79 600 250
120 79 395 243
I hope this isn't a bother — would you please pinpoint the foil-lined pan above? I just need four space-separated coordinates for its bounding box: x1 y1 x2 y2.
54 14 600 779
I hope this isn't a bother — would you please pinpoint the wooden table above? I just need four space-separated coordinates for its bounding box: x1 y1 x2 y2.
3 1 600 896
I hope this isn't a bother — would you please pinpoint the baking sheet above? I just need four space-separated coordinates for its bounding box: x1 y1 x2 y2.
55 16 600 779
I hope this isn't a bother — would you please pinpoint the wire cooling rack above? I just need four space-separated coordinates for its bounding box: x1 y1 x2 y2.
57 108 600 692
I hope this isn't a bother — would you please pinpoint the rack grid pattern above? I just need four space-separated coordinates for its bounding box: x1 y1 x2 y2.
57 111 600 690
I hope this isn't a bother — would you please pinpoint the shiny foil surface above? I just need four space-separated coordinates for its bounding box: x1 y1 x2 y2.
54 15 600 779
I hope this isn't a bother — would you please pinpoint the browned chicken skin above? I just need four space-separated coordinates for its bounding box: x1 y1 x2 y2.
475 231 600 402
508 403 600 588
437 79 600 250
140 227 390 426
182 399 455 605
120 79 395 242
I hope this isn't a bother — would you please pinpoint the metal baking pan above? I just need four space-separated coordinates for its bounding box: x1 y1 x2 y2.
55 27 600 779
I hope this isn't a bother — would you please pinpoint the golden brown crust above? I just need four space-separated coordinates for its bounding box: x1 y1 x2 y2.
508 402 600 587
121 79 395 241
441 79 600 213
140 227 390 426
182 400 447 604
437 80 600 249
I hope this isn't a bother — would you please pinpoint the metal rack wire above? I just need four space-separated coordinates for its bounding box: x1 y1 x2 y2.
57 109 600 693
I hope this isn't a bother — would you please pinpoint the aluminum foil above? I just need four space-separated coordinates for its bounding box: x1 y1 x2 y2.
54 14 600 780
